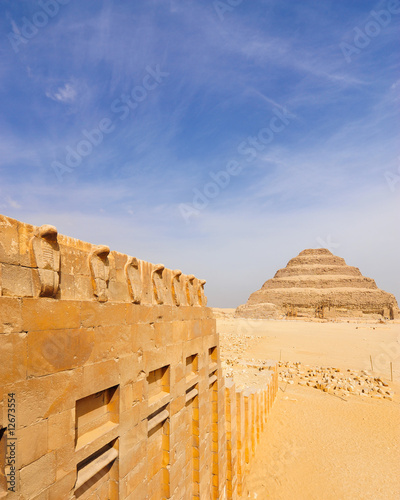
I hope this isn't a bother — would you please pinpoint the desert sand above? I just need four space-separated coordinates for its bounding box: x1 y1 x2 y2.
217 313 400 500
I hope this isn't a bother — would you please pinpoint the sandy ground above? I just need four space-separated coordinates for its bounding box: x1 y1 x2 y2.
216 315 400 500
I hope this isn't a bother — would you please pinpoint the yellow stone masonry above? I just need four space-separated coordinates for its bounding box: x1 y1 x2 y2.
0 214 277 500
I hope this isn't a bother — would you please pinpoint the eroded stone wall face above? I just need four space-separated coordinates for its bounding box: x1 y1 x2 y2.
0 214 277 500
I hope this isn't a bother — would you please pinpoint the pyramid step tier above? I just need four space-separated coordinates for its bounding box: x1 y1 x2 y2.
287 255 346 267
274 265 362 278
262 276 377 290
247 287 398 309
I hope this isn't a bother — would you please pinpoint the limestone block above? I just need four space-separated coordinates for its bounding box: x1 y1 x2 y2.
80 301 127 328
119 404 141 436
0 331 27 386
48 409 74 451
58 273 76 300
171 305 194 322
87 326 131 365
16 220 36 267
22 298 80 331
30 225 60 298
186 319 202 341
30 488 50 500
170 395 185 415
119 432 146 478
143 346 169 375
108 276 130 302
1 263 34 297
58 244 88 277
81 359 121 398
18 419 48 467
135 304 172 324
125 256 142 304
19 452 56 499
136 322 157 354
72 274 93 301
153 321 173 349
88 245 110 302
45 470 75 500
126 481 148 500
27 327 94 377
120 461 147 499
117 354 138 386
11 369 82 428
0 214 20 265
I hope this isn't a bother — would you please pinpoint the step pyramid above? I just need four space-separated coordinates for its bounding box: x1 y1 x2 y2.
236 249 399 320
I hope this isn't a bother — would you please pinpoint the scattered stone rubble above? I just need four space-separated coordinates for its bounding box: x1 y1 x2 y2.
278 361 394 400
221 358 276 390
219 329 272 389
220 330 261 358
218 327 395 401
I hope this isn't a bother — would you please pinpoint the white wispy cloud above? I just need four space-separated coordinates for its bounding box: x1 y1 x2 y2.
46 83 77 103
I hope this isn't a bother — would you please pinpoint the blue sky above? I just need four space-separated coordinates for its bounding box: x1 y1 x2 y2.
0 0 399 307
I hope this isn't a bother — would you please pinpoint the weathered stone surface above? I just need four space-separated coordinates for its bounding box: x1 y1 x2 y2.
0 296 22 333
88 245 110 302
22 298 81 331
0 213 276 500
19 452 56 499
0 331 27 385
27 328 94 377
1 263 34 297
236 248 400 320
18 419 48 468
30 225 60 298
125 256 142 304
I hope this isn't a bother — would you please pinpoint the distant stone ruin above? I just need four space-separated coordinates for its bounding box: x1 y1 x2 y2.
236 248 399 321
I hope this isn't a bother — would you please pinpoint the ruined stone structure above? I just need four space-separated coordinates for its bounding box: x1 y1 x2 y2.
0 214 277 499
236 248 399 320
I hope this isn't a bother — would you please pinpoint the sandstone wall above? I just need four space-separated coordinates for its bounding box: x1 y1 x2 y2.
0 215 277 500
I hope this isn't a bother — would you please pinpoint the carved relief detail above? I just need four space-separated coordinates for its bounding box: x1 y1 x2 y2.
199 279 207 306
89 245 110 302
152 264 165 305
30 225 60 297
186 275 195 306
171 270 183 306
125 257 142 304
